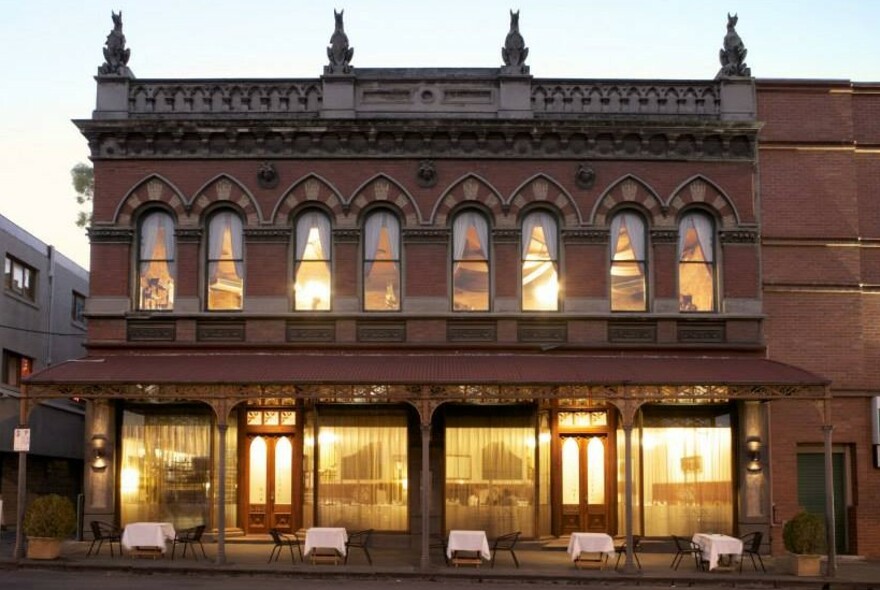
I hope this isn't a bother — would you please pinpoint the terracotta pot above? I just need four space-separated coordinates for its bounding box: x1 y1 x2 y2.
789 553 822 576
26 536 63 560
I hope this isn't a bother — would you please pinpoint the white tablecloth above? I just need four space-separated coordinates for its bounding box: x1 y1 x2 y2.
567 532 615 562
304 527 348 557
447 530 491 560
692 533 743 570
121 522 176 553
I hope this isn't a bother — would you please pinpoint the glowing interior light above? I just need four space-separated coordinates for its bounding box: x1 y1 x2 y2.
121 467 140 495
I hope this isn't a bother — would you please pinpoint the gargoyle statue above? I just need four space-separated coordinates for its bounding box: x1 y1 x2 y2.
99 11 131 75
326 9 354 74
718 13 751 78
501 10 529 71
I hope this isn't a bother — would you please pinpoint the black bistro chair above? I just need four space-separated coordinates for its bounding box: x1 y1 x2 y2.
171 524 208 560
268 528 303 563
614 534 642 570
86 520 122 557
739 531 767 572
344 528 374 565
671 535 705 570
490 531 521 568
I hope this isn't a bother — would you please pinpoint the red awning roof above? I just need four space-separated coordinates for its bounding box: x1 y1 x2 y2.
25 352 829 387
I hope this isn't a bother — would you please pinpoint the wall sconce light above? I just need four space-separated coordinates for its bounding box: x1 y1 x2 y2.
746 437 762 473
91 434 109 472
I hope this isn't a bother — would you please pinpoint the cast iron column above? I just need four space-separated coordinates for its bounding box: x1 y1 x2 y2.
217 422 228 565
621 421 637 573
420 422 431 570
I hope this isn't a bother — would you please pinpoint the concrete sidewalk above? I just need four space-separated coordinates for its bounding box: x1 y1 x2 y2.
1 532 878 589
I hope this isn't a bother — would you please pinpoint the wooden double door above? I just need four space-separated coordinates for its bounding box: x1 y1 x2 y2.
245 434 299 534
559 434 611 535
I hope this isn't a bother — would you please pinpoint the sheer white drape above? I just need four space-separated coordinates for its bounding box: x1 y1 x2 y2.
317 413 408 531
364 211 399 269
521 211 557 259
445 416 535 538
611 211 645 261
521 211 559 310
296 211 330 261
138 211 176 310
120 411 212 529
678 213 714 262
454 211 488 259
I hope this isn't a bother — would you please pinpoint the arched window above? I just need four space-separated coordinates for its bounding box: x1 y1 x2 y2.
678 211 716 312
521 211 559 311
206 210 244 310
610 211 647 311
293 210 331 311
137 210 175 311
363 210 401 311
452 210 490 311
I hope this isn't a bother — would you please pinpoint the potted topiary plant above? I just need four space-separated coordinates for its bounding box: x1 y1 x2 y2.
23 494 77 559
782 511 826 576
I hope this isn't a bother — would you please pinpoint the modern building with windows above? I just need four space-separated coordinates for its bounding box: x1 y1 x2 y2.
23 11 880 565
1 213 88 528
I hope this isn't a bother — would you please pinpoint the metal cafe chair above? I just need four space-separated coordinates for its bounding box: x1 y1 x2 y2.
171 524 208 560
268 528 303 563
86 520 122 558
614 534 642 570
739 531 767 572
490 531 521 568
671 535 706 570
344 528 374 565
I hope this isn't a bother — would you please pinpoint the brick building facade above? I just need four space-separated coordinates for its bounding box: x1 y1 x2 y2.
22 12 878 565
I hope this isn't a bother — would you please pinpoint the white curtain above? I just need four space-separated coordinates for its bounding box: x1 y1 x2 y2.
296 211 330 261
454 211 488 260
139 213 161 262
316 412 408 531
445 414 535 538
363 211 399 271
679 213 714 262
139 211 175 309
611 211 645 261
521 211 557 260
208 211 243 277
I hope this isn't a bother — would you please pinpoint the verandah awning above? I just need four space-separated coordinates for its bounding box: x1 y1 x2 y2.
23 351 830 401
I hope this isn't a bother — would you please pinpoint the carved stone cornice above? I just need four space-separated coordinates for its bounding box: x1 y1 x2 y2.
333 228 360 243
720 229 759 243
78 119 758 162
175 228 203 243
562 229 609 244
244 227 291 242
650 229 679 244
403 228 449 243
88 227 134 244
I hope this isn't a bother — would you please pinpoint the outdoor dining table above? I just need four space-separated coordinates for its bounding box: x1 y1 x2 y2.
446 529 491 566
692 533 743 571
567 532 615 569
121 522 175 557
304 527 347 564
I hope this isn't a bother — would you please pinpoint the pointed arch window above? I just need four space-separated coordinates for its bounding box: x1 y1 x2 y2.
138 210 176 311
678 211 716 312
207 210 244 310
294 210 331 311
610 211 647 311
363 210 401 311
522 211 559 311
452 211 490 312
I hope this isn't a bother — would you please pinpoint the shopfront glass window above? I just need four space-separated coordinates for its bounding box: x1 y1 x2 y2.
120 410 212 528
363 211 400 311
522 211 559 311
445 413 535 538
639 406 732 536
316 412 408 531
294 211 331 311
678 212 716 312
452 211 490 311
610 211 647 311
138 211 176 310
207 210 244 310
